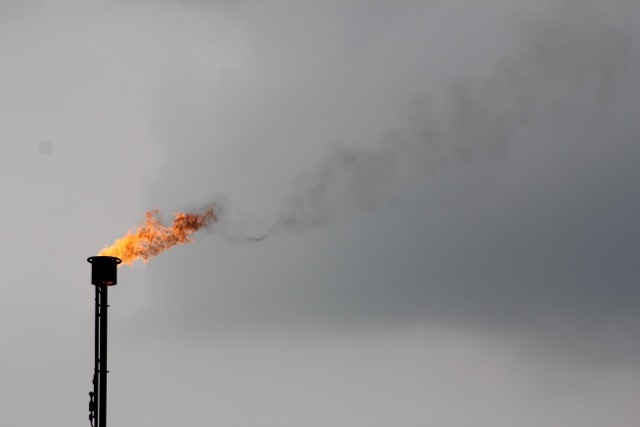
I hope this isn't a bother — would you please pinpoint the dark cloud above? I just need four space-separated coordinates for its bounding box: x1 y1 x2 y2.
143 0 638 323
279 1 635 230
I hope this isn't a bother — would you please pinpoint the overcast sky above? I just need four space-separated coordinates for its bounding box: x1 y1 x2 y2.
1 0 640 426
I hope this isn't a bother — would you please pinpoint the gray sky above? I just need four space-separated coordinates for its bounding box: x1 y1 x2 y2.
1 0 640 426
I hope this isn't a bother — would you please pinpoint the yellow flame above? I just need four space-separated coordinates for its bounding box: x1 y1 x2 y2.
98 207 216 265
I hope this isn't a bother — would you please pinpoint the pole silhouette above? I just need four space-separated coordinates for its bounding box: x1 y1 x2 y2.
87 256 121 427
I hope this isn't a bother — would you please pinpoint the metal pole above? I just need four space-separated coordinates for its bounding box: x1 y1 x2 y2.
87 256 120 427
93 286 101 427
99 284 108 427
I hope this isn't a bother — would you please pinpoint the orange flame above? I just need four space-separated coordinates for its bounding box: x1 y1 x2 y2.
98 207 217 265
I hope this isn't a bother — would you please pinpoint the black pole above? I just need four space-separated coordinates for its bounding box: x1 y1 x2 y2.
99 284 108 427
88 256 121 427
92 286 100 427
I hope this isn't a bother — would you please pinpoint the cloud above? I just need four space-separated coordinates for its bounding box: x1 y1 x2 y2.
135 0 640 353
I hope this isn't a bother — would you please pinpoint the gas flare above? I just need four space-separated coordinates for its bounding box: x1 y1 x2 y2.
98 207 217 265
